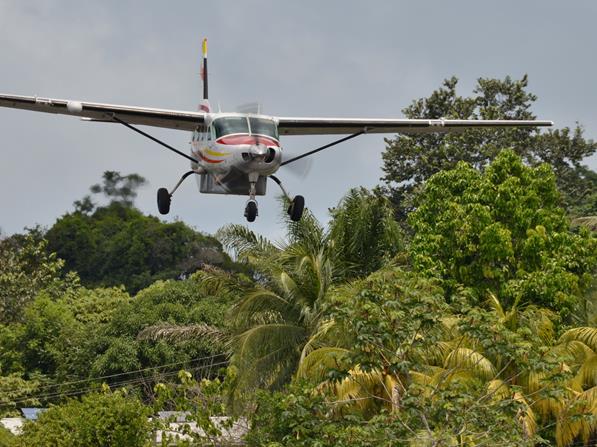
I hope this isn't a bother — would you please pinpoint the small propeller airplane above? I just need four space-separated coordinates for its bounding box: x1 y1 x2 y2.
0 39 553 223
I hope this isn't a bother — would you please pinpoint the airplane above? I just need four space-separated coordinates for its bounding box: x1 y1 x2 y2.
0 39 553 223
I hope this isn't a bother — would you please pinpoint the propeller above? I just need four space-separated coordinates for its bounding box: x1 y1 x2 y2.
278 131 366 178
236 102 262 114
280 150 313 178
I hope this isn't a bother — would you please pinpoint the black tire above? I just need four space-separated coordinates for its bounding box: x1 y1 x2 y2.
157 188 171 215
289 195 305 222
245 201 258 222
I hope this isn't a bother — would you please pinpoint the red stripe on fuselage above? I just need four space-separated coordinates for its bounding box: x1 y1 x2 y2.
216 134 280 147
199 153 224 164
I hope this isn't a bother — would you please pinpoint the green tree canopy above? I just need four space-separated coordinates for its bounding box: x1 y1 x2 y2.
74 170 147 213
0 231 78 324
381 76 597 219
408 150 596 314
18 391 150 447
46 202 234 293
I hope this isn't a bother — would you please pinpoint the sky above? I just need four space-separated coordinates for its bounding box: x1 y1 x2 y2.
1 0 596 240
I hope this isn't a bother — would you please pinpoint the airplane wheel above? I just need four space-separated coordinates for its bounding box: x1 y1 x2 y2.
157 188 171 215
288 195 305 222
245 200 258 222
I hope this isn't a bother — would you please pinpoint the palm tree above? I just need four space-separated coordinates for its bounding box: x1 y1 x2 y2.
141 190 403 399
296 278 597 446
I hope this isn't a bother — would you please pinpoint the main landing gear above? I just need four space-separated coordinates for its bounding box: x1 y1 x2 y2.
269 174 305 223
157 170 305 223
157 170 199 215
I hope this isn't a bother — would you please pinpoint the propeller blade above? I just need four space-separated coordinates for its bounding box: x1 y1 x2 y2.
280 151 312 178
280 130 365 167
236 102 262 114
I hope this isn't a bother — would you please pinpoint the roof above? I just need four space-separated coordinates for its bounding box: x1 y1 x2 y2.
20 408 47 420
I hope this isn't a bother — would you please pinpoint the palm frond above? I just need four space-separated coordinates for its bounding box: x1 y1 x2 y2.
486 379 511 401
559 327 597 352
552 340 595 365
230 288 296 327
216 224 278 262
231 323 307 390
519 306 556 343
573 354 597 389
191 266 248 298
443 348 497 381
296 346 350 382
556 386 597 447
299 319 338 364
512 392 537 439
487 291 506 320
333 367 389 410
137 322 229 345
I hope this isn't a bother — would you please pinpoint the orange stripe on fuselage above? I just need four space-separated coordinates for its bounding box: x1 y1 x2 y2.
199 153 224 164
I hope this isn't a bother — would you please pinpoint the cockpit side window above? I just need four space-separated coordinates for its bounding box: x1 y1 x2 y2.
213 117 249 138
249 118 278 139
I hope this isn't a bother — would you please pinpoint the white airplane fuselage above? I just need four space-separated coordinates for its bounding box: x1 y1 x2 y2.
190 113 282 176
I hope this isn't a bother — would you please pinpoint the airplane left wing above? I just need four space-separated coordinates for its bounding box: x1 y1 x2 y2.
276 117 553 136
0 94 205 131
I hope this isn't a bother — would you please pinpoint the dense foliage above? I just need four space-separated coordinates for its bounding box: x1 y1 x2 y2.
409 149 596 315
18 391 151 447
381 76 597 220
0 232 77 324
46 202 233 293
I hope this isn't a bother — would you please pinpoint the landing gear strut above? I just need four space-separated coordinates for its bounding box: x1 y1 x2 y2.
269 175 305 222
157 170 200 215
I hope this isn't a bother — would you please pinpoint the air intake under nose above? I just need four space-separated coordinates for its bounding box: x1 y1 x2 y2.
265 148 277 163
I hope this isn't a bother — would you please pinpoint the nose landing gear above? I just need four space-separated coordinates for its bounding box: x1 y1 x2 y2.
244 200 258 222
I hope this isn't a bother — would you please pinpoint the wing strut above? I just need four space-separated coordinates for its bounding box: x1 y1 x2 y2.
110 115 200 164
280 130 366 166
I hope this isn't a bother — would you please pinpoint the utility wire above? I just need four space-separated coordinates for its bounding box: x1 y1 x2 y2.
8 361 229 406
4 352 227 395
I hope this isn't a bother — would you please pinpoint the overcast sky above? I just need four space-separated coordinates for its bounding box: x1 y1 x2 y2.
1 0 596 240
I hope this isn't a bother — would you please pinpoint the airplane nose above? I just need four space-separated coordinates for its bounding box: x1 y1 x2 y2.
249 144 268 157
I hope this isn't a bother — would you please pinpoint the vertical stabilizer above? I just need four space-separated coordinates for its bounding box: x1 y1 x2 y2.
198 38 210 112
201 38 208 100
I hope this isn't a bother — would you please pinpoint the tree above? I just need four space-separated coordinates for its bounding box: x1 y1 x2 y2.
328 188 404 279
0 373 39 417
408 150 596 315
90 170 147 207
381 76 597 220
141 191 404 400
0 231 78 324
46 202 234 293
18 391 151 447
217 193 404 395
296 265 597 446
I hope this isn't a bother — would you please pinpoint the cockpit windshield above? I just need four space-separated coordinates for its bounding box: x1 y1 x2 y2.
213 117 250 138
249 118 278 139
212 116 278 139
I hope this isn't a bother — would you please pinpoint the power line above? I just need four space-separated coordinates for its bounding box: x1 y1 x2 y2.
8 360 229 406
3 352 227 395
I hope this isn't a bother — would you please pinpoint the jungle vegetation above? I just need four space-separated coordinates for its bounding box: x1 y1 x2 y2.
0 76 596 446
